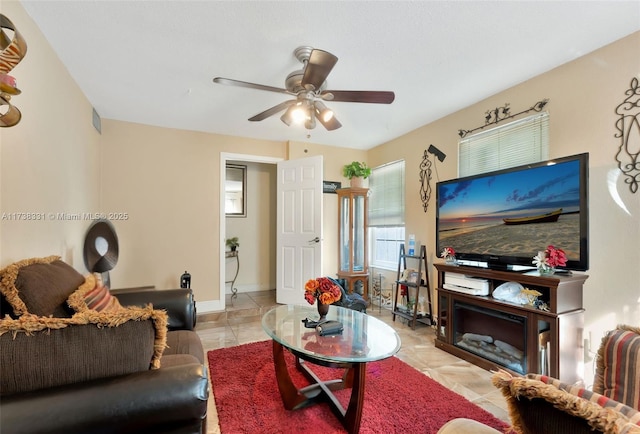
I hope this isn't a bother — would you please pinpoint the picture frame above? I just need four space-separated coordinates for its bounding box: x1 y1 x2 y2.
322 180 342 194
407 271 420 285
402 268 419 284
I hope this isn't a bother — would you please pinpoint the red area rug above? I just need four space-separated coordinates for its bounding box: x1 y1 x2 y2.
208 340 511 433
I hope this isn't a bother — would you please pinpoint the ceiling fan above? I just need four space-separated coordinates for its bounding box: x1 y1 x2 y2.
213 46 395 131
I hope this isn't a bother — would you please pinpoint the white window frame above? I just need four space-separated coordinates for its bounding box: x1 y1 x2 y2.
368 160 405 270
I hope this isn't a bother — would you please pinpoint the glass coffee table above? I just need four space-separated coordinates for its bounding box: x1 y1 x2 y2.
262 304 401 433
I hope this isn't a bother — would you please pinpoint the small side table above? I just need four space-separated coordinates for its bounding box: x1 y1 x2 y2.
225 250 239 300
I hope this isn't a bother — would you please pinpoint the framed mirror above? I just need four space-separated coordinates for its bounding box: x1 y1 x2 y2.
225 164 247 217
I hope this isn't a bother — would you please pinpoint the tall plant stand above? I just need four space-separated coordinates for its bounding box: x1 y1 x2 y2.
225 250 239 300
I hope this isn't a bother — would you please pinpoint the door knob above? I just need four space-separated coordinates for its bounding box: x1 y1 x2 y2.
309 237 320 244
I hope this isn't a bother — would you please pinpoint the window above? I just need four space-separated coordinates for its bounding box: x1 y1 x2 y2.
459 112 549 177
368 160 405 270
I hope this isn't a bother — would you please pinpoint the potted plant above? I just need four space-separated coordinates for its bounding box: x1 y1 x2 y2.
225 237 239 252
342 161 371 187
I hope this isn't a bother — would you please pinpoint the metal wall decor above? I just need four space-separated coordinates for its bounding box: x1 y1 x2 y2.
419 149 432 212
458 99 549 138
614 77 640 194
0 14 28 128
420 145 447 213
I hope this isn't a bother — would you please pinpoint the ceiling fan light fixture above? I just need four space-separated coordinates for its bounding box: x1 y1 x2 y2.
292 106 307 124
314 101 334 122
280 103 306 126
305 106 316 130
280 108 293 126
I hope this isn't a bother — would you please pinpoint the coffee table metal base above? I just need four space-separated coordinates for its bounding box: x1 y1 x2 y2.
272 340 366 434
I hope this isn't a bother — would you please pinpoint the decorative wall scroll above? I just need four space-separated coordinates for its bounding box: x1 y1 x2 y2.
0 14 28 128
614 77 640 194
458 99 549 138
419 149 432 212
420 145 447 213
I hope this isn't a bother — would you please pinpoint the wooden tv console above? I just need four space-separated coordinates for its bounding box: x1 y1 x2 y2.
434 263 588 383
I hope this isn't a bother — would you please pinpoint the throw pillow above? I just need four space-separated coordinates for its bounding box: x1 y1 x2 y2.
594 325 640 410
67 273 122 313
493 369 640 434
0 256 85 317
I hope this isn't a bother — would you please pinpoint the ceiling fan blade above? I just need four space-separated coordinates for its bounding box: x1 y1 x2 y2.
322 90 395 104
301 49 338 90
213 77 291 95
248 100 297 121
318 114 342 131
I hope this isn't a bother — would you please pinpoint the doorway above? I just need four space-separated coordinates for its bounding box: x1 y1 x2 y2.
219 153 282 311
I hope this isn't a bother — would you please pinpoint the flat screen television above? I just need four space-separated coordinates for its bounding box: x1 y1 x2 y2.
435 153 589 271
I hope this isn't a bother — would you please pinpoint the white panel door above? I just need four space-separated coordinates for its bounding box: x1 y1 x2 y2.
276 156 323 305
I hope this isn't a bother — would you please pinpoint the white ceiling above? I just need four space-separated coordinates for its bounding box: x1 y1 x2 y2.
19 1 640 150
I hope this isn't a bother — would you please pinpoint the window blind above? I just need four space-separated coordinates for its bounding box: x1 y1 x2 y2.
368 160 405 226
459 112 549 177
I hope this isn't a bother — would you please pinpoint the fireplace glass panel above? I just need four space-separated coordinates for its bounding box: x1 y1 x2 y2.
453 301 527 374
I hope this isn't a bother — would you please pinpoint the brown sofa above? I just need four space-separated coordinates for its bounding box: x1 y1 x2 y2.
438 325 640 434
0 256 208 434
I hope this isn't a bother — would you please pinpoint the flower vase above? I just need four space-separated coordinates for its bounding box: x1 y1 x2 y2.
317 302 330 320
445 257 457 265
538 267 556 276
350 177 365 188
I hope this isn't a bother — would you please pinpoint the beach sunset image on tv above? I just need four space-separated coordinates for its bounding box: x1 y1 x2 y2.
437 158 583 264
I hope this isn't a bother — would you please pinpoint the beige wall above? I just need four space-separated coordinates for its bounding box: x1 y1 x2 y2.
0 0 101 270
369 31 640 369
98 120 286 307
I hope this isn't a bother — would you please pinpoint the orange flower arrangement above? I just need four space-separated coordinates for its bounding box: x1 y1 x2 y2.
304 277 342 305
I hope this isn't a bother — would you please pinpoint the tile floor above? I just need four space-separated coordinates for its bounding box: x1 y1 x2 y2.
195 290 510 433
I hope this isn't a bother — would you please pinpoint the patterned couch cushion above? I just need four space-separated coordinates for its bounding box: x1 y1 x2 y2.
493 369 640 434
594 325 640 410
529 373 640 422
0 256 85 317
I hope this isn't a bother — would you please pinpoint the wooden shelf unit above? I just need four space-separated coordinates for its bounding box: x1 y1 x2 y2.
392 244 433 329
434 263 588 383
